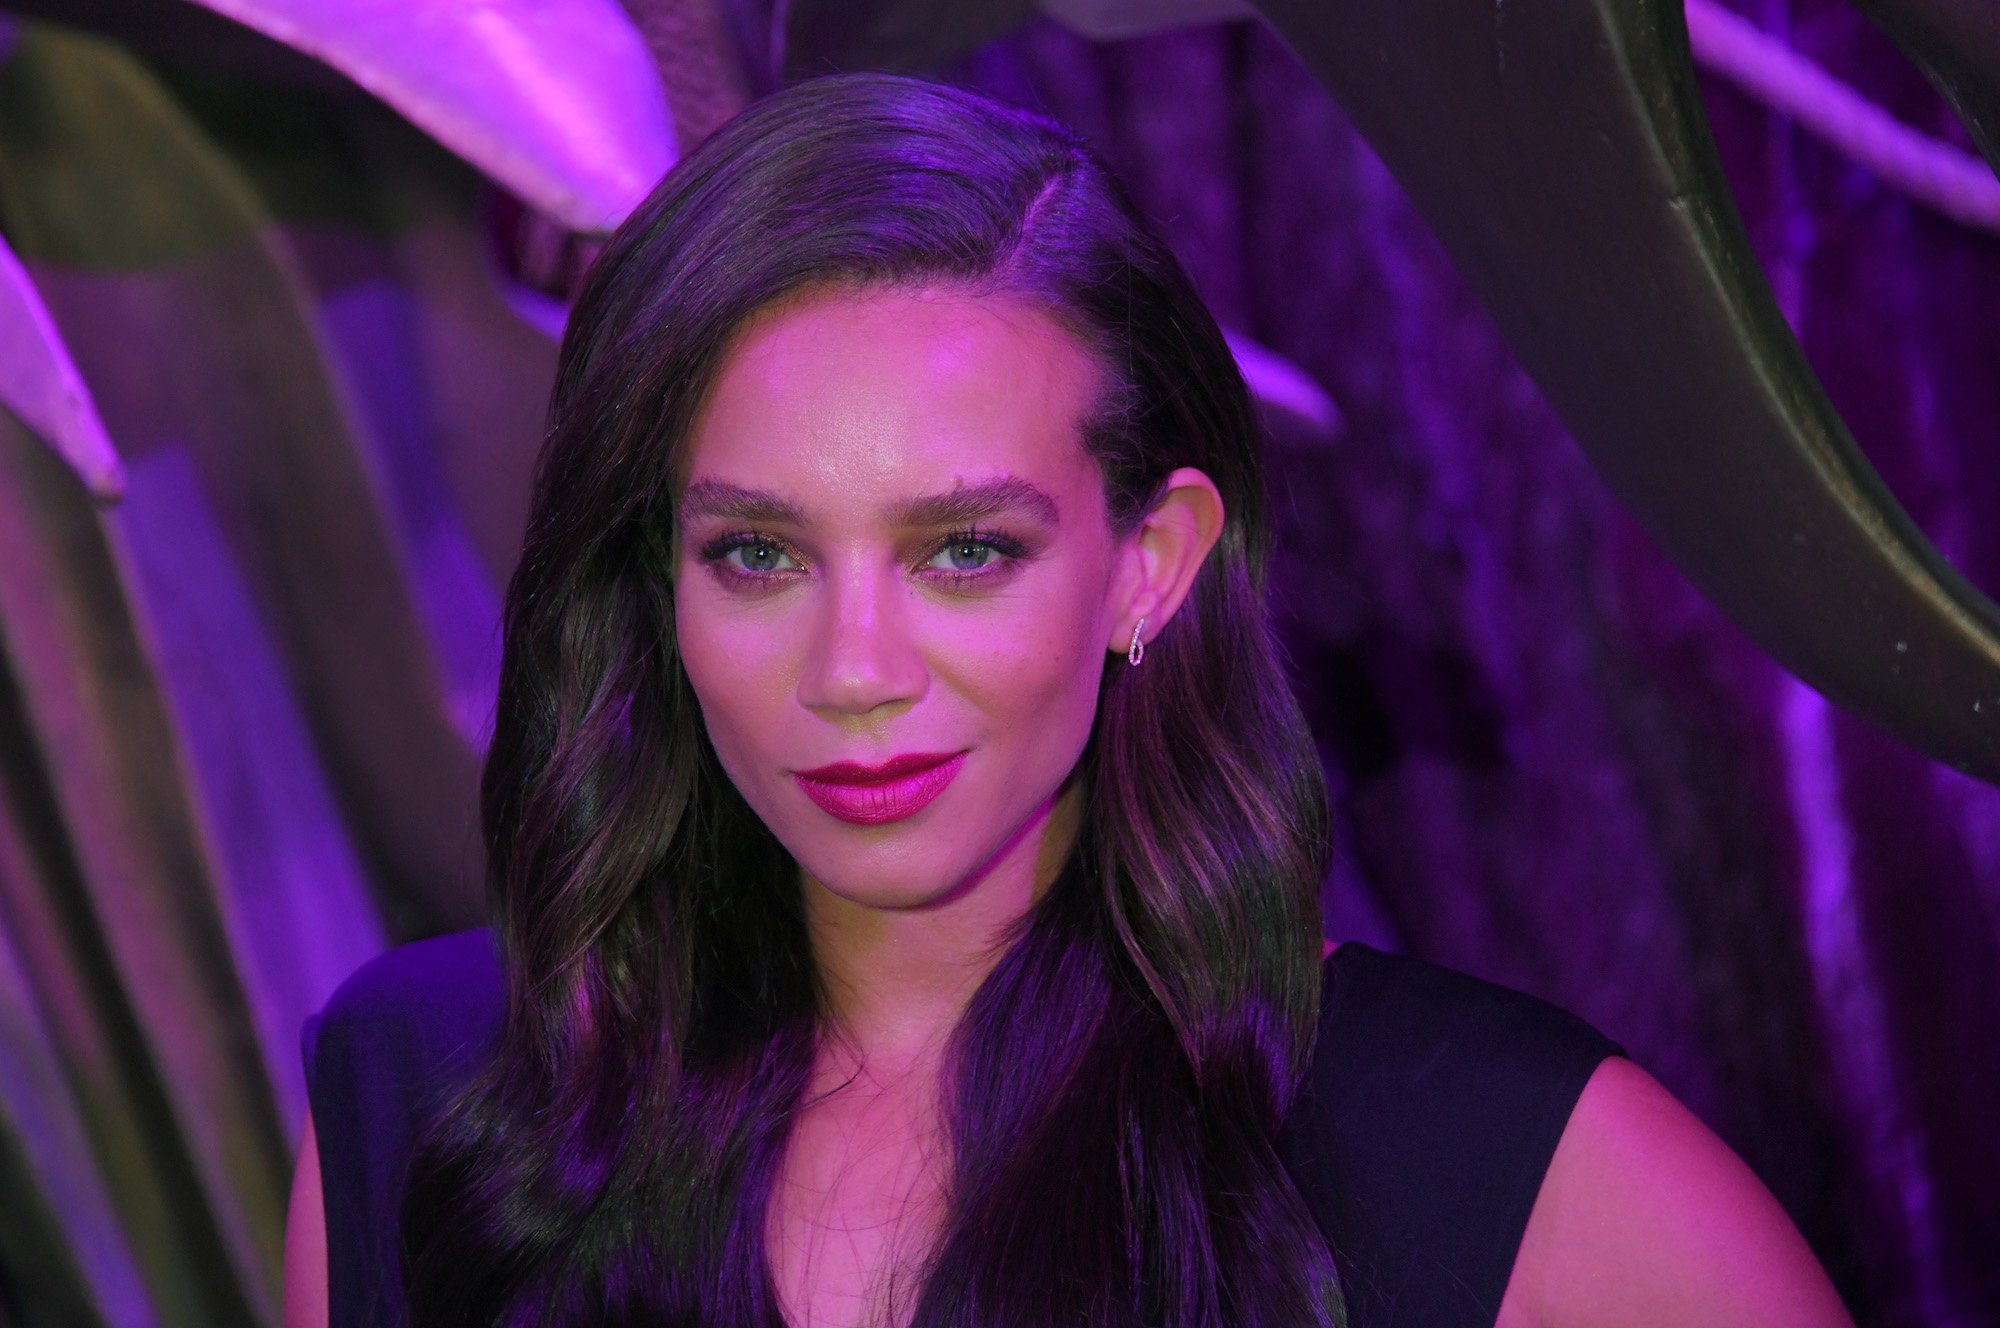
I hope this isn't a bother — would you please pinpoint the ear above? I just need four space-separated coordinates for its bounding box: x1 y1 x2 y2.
1107 466 1226 656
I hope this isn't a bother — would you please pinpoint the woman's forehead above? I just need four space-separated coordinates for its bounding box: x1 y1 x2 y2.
679 286 1107 523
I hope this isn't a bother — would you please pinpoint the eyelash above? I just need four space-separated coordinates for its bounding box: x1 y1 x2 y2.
695 526 1031 592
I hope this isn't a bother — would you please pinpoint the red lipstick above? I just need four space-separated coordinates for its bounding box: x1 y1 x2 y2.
793 751 967 825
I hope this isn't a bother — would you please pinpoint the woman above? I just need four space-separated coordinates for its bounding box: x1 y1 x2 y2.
285 72 1851 1328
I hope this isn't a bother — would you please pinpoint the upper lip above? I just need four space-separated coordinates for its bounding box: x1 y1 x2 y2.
795 751 964 784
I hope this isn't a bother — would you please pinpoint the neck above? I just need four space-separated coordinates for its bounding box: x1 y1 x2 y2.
803 773 1084 1078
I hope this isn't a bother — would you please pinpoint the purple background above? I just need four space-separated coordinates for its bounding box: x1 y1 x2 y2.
0 2 1992 1322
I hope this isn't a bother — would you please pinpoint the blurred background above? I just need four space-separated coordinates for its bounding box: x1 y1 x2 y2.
0 0 1995 1323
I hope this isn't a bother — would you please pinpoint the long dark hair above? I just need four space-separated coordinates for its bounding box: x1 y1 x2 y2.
400 71 1341 1327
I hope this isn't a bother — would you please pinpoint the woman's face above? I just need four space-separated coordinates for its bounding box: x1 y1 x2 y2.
673 284 1134 913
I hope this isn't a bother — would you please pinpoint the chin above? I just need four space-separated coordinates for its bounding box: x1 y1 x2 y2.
773 770 1080 915
797 848 975 912
815 877 960 912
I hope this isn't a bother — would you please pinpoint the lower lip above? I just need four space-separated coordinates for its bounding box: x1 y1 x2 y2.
794 753 967 825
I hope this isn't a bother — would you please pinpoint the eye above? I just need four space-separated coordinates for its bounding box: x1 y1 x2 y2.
932 540 1008 572
921 527 1030 588
724 536 792 572
698 532 804 585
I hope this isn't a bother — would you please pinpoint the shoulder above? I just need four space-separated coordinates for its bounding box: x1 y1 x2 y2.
320 927 501 1014
1504 1055 1852 1327
1291 941 1626 1192
1312 940 1624 1064
303 928 505 1099
301 931 503 1327
1282 942 1629 1325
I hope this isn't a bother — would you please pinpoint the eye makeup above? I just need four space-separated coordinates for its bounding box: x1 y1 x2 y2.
917 526 1034 589
697 531 798 582
695 525 1034 593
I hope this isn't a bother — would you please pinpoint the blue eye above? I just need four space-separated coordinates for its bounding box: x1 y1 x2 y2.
921 527 1030 588
692 528 1032 592
717 537 799 575
700 536 800 588
929 538 1001 574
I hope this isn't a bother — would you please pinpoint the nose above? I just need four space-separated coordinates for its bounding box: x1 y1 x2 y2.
794 557 928 719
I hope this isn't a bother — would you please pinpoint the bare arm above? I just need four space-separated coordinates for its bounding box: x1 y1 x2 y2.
1505 1057 1853 1327
283 1109 329 1328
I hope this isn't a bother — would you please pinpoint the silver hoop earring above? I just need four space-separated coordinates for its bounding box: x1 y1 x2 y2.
1127 617 1147 667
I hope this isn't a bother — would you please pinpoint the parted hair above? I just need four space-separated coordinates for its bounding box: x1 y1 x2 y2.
399 70 1343 1328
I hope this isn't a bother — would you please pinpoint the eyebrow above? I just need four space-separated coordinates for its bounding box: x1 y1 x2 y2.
676 478 804 526
676 476 1062 530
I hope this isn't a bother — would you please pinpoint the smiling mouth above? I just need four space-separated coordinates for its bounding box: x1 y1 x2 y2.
793 752 967 825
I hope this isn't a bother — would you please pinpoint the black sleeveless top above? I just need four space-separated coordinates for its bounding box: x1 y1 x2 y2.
302 932 1624 1327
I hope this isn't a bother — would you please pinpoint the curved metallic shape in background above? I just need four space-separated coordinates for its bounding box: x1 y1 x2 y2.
780 0 2000 782
1849 0 2000 173
1684 0 2000 233
0 230 123 501
1245 0 2000 784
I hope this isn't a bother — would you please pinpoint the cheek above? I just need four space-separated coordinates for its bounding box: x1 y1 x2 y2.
675 594 788 766
952 597 1107 759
